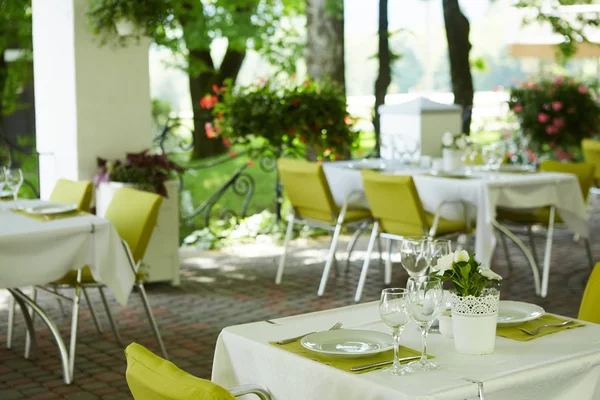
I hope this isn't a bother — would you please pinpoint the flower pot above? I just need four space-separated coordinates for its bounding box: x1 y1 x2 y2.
438 312 454 339
114 18 138 36
450 289 499 355
442 148 463 171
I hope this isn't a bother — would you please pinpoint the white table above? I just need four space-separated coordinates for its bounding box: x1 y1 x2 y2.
323 161 589 295
212 302 600 400
0 199 133 383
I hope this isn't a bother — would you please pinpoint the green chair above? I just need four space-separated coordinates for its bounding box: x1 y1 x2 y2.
356 170 469 302
582 138 600 196
49 179 93 211
276 159 372 296
497 160 595 297
26 188 167 382
125 342 271 400
579 262 600 324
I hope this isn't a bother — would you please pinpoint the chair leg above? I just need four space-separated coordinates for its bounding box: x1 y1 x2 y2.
53 287 67 318
540 207 555 298
585 238 594 270
275 215 295 285
499 232 513 278
345 223 366 274
136 282 168 360
527 226 540 268
355 222 379 303
98 287 123 347
6 295 15 350
24 287 38 359
318 222 343 296
82 287 103 334
68 283 82 382
376 236 384 268
384 239 393 285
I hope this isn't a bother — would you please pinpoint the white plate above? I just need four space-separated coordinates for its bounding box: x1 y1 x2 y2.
25 203 78 215
497 301 544 326
301 329 393 358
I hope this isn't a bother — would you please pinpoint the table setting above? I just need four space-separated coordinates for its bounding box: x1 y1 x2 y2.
213 238 600 400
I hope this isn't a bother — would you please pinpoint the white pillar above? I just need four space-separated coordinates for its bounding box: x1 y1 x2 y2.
32 0 152 198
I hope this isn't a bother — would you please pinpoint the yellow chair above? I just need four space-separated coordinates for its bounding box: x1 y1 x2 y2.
579 262 600 324
27 188 167 382
497 160 595 297
356 170 469 302
49 179 93 211
125 342 271 400
582 139 600 189
276 159 372 296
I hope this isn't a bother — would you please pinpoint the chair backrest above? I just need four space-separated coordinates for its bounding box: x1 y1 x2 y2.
277 158 337 222
540 160 596 202
104 188 162 264
579 262 600 324
361 170 427 236
582 139 600 182
125 343 235 400
49 179 93 211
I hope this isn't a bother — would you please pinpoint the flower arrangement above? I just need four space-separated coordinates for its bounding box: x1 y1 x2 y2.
442 131 469 151
94 150 183 197
431 250 502 297
508 76 600 155
204 78 359 161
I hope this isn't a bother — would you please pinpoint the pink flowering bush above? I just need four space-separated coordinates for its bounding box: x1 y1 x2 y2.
508 76 600 157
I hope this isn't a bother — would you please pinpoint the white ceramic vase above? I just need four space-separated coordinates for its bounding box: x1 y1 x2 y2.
442 148 463 172
450 289 500 355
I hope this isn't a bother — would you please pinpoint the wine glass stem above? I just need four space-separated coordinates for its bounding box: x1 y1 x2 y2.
419 326 429 363
12 190 19 210
392 330 401 368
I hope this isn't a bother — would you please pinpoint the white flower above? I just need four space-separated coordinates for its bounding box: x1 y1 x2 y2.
479 268 502 281
442 132 454 147
453 250 470 263
432 253 455 275
456 136 467 150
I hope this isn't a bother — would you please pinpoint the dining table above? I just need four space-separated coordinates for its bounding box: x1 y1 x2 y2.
322 160 590 297
0 199 133 384
212 302 600 400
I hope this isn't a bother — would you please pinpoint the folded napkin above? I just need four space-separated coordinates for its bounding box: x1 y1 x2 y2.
12 209 88 222
270 337 424 374
496 314 585 342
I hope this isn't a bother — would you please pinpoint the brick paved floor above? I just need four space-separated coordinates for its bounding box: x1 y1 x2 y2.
0 217 597 399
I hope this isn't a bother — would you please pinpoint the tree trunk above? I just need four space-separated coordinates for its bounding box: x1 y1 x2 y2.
188 48 246 159
442 0 474 134
373 0 390 157
306 0 345 90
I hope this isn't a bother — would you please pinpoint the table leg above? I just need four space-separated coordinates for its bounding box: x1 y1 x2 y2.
8 288 72 385
491 219 541 296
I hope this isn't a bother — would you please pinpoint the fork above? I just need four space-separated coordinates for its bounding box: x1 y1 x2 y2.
275 322 342 345
518 320 574 336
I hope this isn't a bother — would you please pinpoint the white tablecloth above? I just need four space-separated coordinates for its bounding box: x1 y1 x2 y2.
322 162 589 268
212 302 600 400
0 200 133 305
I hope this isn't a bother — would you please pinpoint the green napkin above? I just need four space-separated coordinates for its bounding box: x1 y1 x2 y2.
12 209 88 222
496 314 585 342
270 337 425 374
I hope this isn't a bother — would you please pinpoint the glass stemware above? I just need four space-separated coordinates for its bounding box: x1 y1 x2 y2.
406 276 444 371
400 237 429 278
379 288 411 376
427 239 452 269
5 168 24 209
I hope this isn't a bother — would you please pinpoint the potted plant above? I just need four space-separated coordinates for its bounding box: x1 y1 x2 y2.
508 76 600 161
431 250 502 355
441 131 468 171
86 0 169 42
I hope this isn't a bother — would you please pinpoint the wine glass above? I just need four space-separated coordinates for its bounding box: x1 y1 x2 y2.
482 145 497 170
406 276 444 371
400 237 429 277
5 168 24 209
379 288 411 376
427 239 452 270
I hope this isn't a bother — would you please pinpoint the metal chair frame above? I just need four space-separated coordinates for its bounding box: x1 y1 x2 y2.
229 384 273 400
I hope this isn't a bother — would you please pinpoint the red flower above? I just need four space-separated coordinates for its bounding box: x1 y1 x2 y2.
546 125 559 135
229 151 237 158
555 150 573 161
578 85 589 94
555 76 564 85
344 115 353 124
553 118 565 128
512 104 523 113
316 161 323 165
212 84 220 93
503 132 512 140
527 81 536 89
324 148 332 156
258 77 266 85
538 113 549 123
205 122 216 138
526 150 536 163
247 160 255 167
507 151 515 158
222 137 231 148
552 101 563 111
217 112 224 120
200 95 218 109
290 73 297 81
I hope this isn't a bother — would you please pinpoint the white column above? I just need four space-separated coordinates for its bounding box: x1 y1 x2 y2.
32 0 152 198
